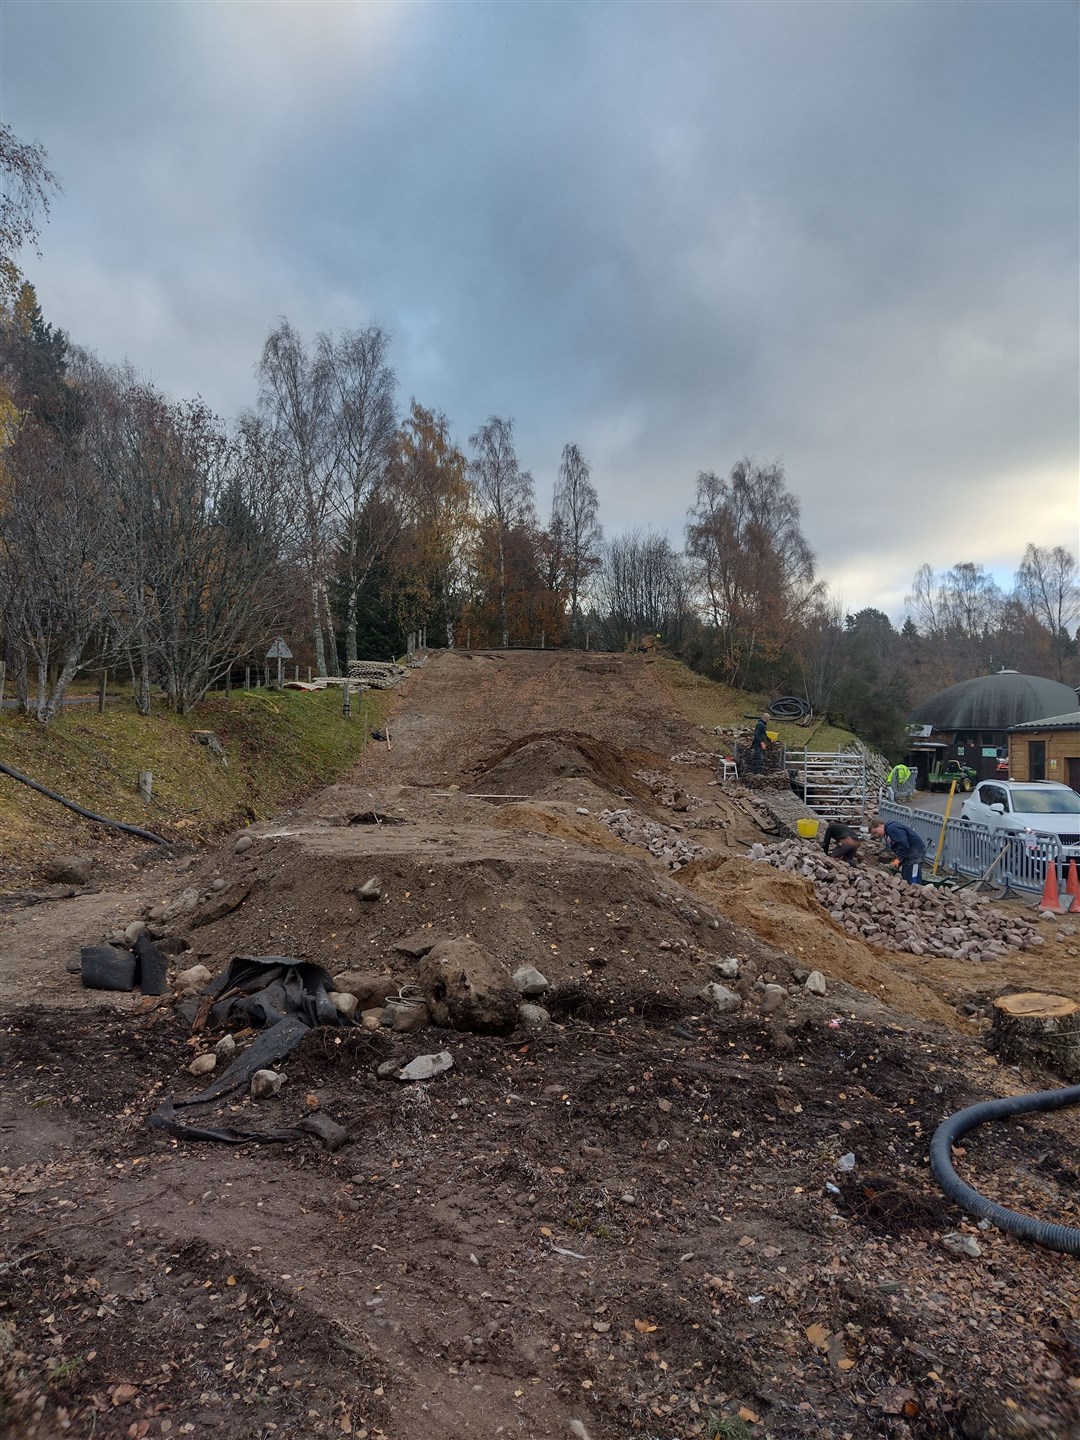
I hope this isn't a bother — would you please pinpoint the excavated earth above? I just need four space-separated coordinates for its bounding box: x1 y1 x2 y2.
1 650 1079 1440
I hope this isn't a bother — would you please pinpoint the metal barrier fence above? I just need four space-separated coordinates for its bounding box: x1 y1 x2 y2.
876 798 1077 896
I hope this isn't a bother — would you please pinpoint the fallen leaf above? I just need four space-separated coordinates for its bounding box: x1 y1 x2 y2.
634 1319 658 1333
111 1384 138 1405
738 1407 760 1423
805 1323 830 1351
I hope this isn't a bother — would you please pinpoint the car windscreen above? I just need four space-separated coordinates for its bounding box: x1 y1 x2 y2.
1010 788 1080 815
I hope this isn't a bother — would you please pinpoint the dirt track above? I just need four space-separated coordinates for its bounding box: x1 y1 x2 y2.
2 651 1078 1440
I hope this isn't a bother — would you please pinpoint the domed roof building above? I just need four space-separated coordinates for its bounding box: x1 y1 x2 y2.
907 671 1080 785
909 671 1078 732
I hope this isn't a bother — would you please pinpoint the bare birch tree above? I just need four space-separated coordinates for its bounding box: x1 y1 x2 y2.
257 320 339 675
550 443 602 643
468 416 534 648
321 324 398 665
1015 544 1080 681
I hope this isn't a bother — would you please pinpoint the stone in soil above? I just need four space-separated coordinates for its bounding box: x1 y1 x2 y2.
419 937 519 1034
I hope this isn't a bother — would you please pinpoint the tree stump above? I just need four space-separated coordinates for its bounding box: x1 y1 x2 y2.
991 992 1080 1082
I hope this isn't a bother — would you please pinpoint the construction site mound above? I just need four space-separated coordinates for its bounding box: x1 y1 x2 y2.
4 651 1080 1440
179 830 787 1005
681 854 959 1027
470 730 650 803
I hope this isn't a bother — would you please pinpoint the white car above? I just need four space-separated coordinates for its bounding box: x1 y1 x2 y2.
960 780 1080 846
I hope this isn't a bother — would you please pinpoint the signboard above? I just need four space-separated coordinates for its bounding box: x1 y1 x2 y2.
266 637 293 661
982 747 998 757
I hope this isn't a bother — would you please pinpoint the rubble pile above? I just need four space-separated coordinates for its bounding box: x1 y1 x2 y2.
597 807 710 870
345 660 410 688
634 768 704 811
748 840 1043 961
669 749 721 766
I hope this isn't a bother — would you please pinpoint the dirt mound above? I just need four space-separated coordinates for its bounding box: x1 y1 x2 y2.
185 829 786 1002
681 853 958 1027
471 730 650 802
490 801 631 854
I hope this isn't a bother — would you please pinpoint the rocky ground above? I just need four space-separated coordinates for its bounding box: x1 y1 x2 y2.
1 651 1078 1440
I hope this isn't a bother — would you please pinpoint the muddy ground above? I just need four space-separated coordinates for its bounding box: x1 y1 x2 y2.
1 651 1078 1440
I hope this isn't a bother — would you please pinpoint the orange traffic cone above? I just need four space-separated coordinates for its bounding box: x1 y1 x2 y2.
1039 861 1066 913
1065 859 1080 909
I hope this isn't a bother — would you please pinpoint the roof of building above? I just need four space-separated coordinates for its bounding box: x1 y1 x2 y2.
908 671 1079 732
1009 710 1080 733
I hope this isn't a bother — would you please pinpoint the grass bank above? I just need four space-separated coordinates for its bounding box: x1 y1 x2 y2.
0 686 390 881
653 656 857 752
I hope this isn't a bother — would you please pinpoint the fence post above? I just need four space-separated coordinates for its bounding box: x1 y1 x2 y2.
466 627 471 651
342 679 351 719
244 666 250 691
0 660 5 709
98 670 107 713
139 771 153 802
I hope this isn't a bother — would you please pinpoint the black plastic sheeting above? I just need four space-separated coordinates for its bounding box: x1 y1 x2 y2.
150 956 357 1146
176 955 347 1031
81 934 171 995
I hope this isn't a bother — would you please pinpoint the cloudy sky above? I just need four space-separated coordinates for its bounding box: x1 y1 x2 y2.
4 0 1078 618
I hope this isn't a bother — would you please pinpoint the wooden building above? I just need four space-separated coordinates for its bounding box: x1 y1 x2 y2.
1007 712 1080 793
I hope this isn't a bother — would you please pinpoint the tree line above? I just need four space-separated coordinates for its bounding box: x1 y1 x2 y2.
1 125 1077 747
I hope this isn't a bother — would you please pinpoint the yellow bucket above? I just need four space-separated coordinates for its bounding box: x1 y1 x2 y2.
796 818 819 839
766 730 779 742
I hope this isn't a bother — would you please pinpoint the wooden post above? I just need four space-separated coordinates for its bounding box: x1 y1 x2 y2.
276 655 284 689
294 664 299 682
139 771 153 802
541 630 545 650
244 666 250 691
586 632 590 651
466 627 471 651
342 679 351 719
226 667 231 694
98 670 107 713
0 660 5 709
307 666 312 682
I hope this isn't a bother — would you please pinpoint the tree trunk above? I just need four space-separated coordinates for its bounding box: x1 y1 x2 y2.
991 992 1080 1082
498 530 508 648
311 575 327 677
321 580 339 675
346 585 359 667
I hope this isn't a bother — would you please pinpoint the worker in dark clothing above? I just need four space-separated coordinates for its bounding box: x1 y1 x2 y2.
869 816 926 884
750 713 771 774
821 821 859 864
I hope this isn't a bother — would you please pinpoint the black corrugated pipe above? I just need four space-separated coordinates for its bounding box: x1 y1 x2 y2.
0 760 169 846
768 696 810 719
929 1084 1080 1255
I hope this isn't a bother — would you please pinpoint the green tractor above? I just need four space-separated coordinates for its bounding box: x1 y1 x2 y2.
927 759 977 793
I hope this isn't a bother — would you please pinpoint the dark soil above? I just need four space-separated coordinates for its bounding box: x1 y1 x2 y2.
2 652 1078 1440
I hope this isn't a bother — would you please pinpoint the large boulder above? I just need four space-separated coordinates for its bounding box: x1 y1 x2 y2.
44 856 93 885
419 938 519 1034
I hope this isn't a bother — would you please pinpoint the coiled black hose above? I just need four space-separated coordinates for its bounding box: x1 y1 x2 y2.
768 695 810 719
929 1084 1080 1255
0 760 169 845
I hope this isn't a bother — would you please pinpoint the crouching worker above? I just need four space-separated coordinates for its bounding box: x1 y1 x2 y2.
821 821 860 865
869 816 926 884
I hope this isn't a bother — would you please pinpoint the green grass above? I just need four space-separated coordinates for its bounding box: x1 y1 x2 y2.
653 656 857 753
0 686 390 877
